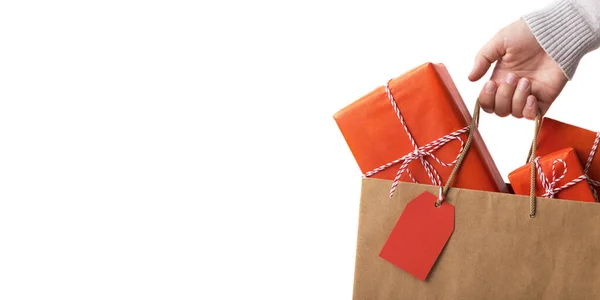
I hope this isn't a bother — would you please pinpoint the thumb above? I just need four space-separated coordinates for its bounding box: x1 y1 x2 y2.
468 34 505 82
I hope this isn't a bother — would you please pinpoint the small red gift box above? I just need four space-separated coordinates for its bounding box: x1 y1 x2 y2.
508 147 595 202
536 118 600 200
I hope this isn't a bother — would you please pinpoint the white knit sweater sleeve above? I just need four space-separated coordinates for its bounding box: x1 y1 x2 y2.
523 0 600 79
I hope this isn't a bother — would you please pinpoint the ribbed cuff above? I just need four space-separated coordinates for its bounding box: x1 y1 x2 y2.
523 0 600 80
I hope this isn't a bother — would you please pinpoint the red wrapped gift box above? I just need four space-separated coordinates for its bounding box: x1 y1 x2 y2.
333 62 507 194
536 118 600 200
508 147 595 202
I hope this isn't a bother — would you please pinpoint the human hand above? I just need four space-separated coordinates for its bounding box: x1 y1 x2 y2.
469 18 568 119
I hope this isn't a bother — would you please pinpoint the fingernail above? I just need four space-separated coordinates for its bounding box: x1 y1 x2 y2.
485 81 496 93
526 96 535 108
518 78 530 90
506 73 518 84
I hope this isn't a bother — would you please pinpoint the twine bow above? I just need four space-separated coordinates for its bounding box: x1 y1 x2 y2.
535 157 587 198
364 79 469 198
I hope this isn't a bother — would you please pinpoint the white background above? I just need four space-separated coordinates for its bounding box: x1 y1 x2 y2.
1 0 599 299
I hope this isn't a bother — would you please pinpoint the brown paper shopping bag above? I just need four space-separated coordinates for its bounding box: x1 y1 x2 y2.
352 103 600 300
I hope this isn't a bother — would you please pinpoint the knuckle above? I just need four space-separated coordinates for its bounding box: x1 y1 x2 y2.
497 111 510 117
512 110 523 118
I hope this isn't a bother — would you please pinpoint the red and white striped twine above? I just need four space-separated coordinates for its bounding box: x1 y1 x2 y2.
535 157 587 198
584 132 600 202
364 79 469 198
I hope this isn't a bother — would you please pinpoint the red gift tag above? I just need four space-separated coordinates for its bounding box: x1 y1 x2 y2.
379 191 454 281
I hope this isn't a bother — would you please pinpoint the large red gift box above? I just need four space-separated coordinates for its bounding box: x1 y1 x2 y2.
333 62 507 193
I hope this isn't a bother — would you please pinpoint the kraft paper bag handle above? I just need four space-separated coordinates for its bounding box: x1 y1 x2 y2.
439 101 542 218
526 115 542 217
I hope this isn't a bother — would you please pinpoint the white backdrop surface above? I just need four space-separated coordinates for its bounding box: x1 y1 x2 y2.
1 0 600 299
